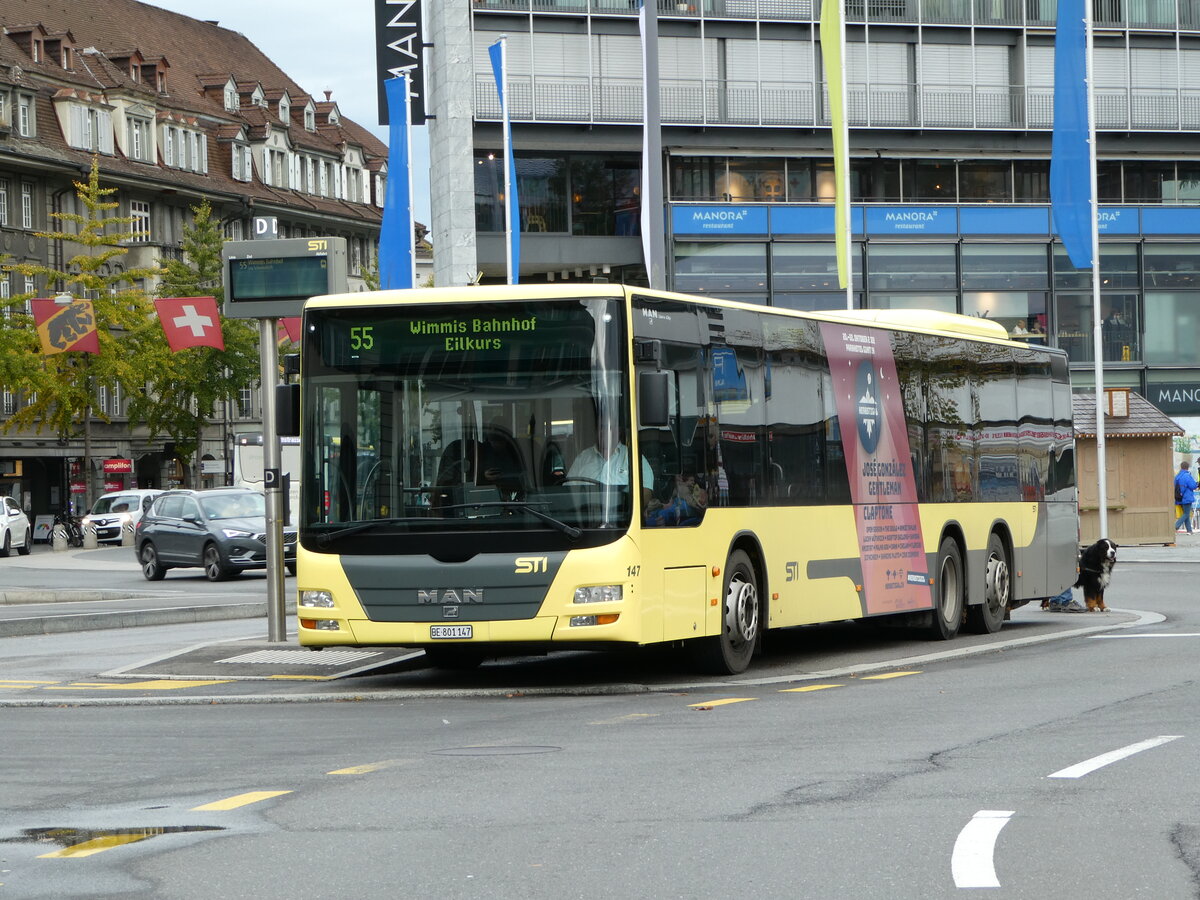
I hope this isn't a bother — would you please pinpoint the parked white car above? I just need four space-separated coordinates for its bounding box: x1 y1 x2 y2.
81 489 164 544
1 495 32 556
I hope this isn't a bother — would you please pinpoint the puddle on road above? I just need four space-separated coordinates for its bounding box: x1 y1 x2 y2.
3 825 225 854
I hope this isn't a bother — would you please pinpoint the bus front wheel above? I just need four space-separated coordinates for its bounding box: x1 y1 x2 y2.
925 536 964 641
691 549 759 675
966 533 1009 634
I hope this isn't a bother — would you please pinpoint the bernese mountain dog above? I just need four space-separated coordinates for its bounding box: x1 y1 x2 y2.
1075 538 1118 612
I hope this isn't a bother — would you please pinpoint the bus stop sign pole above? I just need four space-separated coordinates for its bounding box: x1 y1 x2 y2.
259 318 287 643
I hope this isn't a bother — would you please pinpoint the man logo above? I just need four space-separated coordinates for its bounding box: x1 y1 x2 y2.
515 556 547 574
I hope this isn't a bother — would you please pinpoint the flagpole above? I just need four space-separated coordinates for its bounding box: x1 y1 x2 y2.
837 3 852 312
1084 0 1107 537
499 35 514 286
639 0 666 290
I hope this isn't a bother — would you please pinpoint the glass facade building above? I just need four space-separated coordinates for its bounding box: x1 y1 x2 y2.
467 0 1200 419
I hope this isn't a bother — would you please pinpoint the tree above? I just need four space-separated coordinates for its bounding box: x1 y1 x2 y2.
138 200 260 484
0 158 164 506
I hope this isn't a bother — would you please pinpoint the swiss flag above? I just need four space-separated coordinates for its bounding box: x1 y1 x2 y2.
154 297 224 351
277 317 301 344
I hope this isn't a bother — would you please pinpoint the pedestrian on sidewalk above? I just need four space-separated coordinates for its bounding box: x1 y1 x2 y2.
1174 460 1198 535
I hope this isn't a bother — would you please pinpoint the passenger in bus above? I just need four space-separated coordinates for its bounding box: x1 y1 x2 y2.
568 417 654 506
477 420 527 498
645 472 708 526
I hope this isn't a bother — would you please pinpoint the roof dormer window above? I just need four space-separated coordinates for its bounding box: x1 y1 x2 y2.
304 107 315 131
224 85 238 111
32 40 42 63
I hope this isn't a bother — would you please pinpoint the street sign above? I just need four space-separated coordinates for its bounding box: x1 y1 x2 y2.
220 237 347 319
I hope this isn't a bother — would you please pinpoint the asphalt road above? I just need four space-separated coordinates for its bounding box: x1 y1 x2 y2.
1 561 1197 899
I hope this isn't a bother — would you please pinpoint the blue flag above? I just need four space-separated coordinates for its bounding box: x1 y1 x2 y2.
1050 0 1092 270
378 76 414 289
489 40 520 284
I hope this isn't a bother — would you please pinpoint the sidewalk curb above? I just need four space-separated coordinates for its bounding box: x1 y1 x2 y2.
0 601 272 637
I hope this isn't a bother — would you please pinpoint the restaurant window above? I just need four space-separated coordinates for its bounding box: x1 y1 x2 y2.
570 156 640 236
723 158 787 203
1144 243 1200 289
901 160 957 202
1053 243 1139 290
1014 161 1049 202
771 242 862 292
962 291 1048 340
961 243 1048 291
673 242 767 294
670 156 723 202
866 243 958 291
1145 292 1200 366
868 293 958 312
851 158 901 202
958 161 1011 202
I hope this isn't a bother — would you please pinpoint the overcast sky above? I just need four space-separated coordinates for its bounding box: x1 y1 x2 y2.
144 0 432 224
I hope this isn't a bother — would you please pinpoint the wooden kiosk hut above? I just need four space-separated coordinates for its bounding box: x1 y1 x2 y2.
1072 390 1184 545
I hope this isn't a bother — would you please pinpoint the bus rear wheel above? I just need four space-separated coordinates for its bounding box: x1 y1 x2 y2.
691 549 759 675
925 536 964 641
966 533 1009 634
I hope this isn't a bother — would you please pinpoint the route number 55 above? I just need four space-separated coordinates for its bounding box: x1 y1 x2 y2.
350 326 374 350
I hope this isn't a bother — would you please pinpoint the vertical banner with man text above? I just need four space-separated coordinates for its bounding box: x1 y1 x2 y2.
820 323 931 615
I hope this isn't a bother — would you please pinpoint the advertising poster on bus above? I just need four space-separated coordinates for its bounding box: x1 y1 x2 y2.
820 323 933 615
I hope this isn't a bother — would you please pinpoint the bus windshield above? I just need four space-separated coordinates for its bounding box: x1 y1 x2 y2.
300 297 632 551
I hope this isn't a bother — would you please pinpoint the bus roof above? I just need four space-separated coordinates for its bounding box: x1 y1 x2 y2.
304 284 1029 348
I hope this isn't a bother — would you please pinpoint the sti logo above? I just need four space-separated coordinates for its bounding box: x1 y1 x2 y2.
515 556 547 574
785 561 799 582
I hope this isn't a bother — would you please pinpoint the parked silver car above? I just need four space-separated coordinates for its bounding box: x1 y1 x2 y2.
1 495 32 557
135 487 296 581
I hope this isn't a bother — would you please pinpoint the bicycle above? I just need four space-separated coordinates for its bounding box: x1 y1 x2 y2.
52 512 85 548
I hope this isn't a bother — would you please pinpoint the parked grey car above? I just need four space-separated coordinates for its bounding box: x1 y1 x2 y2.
135 487 296 581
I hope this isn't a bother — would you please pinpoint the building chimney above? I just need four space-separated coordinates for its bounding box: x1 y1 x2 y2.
324 90 331 101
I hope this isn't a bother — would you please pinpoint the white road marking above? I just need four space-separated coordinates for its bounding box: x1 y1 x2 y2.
1048 735 1182 779
952 810 1014 888
1090 633 1200 638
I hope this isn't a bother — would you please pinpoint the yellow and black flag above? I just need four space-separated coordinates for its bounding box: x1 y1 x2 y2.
32 298 100 355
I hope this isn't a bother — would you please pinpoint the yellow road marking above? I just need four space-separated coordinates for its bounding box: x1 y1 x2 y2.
328 759 409 775
688 697 757 707
191 791 292 811
862 671 921 680
38 833 151 858
268 674 333 681
0 680 59 685
47 680 231 691
780 684 843 693
588 713 660 725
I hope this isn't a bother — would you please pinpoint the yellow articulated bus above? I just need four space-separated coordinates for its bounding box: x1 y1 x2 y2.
292 284 1077 674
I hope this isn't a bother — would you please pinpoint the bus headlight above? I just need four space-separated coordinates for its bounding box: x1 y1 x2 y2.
570 614 620 627
300 590 335 608
573 585 622 604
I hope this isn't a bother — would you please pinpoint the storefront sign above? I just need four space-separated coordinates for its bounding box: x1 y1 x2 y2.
1141 207 1200 235
671 205 769 236
865 206 957 235
103 458 133 474
1149 382 1200 415
770 205 864 236
959 206 1049 234
69 481 86 494
1096 207 1139 234
104 480 124 492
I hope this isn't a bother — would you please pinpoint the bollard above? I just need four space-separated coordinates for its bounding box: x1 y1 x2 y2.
51 524 68 551
82 519 98 549
121 521 135 547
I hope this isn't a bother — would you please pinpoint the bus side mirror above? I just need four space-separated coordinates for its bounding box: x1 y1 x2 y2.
638 372 670 427
276 383 300 437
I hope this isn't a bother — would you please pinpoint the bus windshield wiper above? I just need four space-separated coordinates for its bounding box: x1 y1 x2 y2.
313 518 424 546
436 501 583 540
